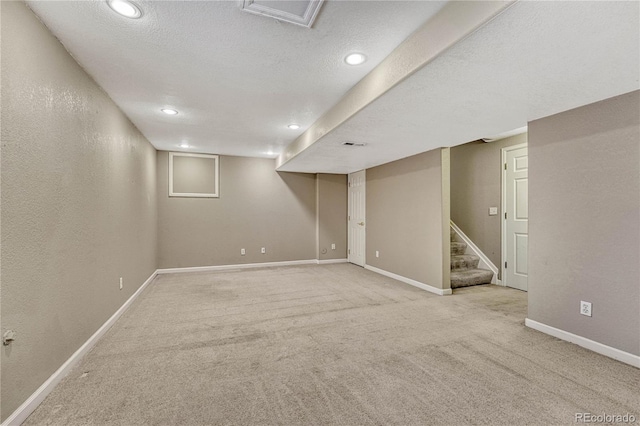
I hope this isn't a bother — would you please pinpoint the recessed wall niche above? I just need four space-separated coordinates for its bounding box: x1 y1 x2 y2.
169 152 219 198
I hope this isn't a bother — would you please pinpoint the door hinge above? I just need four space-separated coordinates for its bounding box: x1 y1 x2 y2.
348 182 351 187
504 163 507 170
348 215 351 220
348 249 351 255
504 212 507 219
505 261 507 269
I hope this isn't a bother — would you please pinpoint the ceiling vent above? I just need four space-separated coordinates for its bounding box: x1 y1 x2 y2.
240 0 325 29
342 142 366 147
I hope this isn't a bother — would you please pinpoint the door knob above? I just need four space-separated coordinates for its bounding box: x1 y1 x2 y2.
358 222 365 226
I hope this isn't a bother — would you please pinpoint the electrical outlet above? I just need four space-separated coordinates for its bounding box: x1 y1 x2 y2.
261 247 266 254
580 301 592 317
241 248 246 256
375 250 379 258
331 243 336 250
119 277 123 290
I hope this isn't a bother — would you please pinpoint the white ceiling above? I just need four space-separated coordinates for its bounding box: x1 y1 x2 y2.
24 1 640 173
279 0 640 173
26 0 446 158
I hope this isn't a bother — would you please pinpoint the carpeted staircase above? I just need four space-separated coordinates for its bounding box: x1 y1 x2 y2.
450 228 494 289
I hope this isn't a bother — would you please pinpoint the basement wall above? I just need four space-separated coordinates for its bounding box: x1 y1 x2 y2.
317 174 348 261
1 2 158 421
157 152 320 268
528 90 640 356
366 148 449 290
450 133 527 275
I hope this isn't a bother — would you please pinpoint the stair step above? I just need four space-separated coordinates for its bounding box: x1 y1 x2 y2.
451 269 494 289
450 254 480 271
451 241 467 255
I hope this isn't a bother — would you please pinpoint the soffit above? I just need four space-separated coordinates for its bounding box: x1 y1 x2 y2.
278 1 640 173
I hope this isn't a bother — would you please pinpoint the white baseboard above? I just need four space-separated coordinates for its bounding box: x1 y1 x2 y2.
156 259 319 274
2 270 158 426
318 258 348 265
525 318 640 368
364 264 452 296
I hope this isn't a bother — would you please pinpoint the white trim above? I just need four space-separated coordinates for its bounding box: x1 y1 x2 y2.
318 258 348 265
240 0 325 29
482 126 527 143
2 270 158 426
501 142 528 289
169 152 219 198
525 318 640 368
156 259 319 274
364 264 452 296
450 220 500 285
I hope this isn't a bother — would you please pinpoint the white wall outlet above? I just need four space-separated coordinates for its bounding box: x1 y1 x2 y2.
489 207 498 216
331 243 336 250
241 248 246 256
119 277 123 290
580 301 592 317
261 247 266 254
375 250 379 258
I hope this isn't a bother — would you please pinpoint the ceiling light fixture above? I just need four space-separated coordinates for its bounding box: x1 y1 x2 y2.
344 53 367 66
107 0 143 19
161 108 178 115
179 143 190 148
287 124 300 130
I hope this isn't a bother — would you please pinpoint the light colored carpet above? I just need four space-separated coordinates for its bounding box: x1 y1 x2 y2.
25 264 639 425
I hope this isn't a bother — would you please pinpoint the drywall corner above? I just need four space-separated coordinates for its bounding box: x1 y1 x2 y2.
366 149 444 289
317 174 348 261
441 148 451 290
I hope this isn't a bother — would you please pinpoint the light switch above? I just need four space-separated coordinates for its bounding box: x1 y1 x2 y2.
489 207 498 216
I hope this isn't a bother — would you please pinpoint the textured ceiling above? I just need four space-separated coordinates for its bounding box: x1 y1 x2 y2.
279 1 640 173
26 0 446 158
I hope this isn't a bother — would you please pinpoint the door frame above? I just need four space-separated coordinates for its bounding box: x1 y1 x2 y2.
501 142 528 289
348 170 366 267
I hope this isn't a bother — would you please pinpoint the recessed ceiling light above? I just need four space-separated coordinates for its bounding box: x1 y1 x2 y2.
107 0 143 19
287 124 300 130
179 143 190 148
161 108 178 115
344 53 367 66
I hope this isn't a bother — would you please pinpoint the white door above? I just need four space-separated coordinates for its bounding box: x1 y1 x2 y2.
348 170 366 267
502 145 528 291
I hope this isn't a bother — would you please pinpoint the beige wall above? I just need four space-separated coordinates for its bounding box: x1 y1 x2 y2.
172 155 218 194
317 174 347 260
366 149 448 289
450 133 527 274
0 2 158 421
528 90 639 355
157 152 317 268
